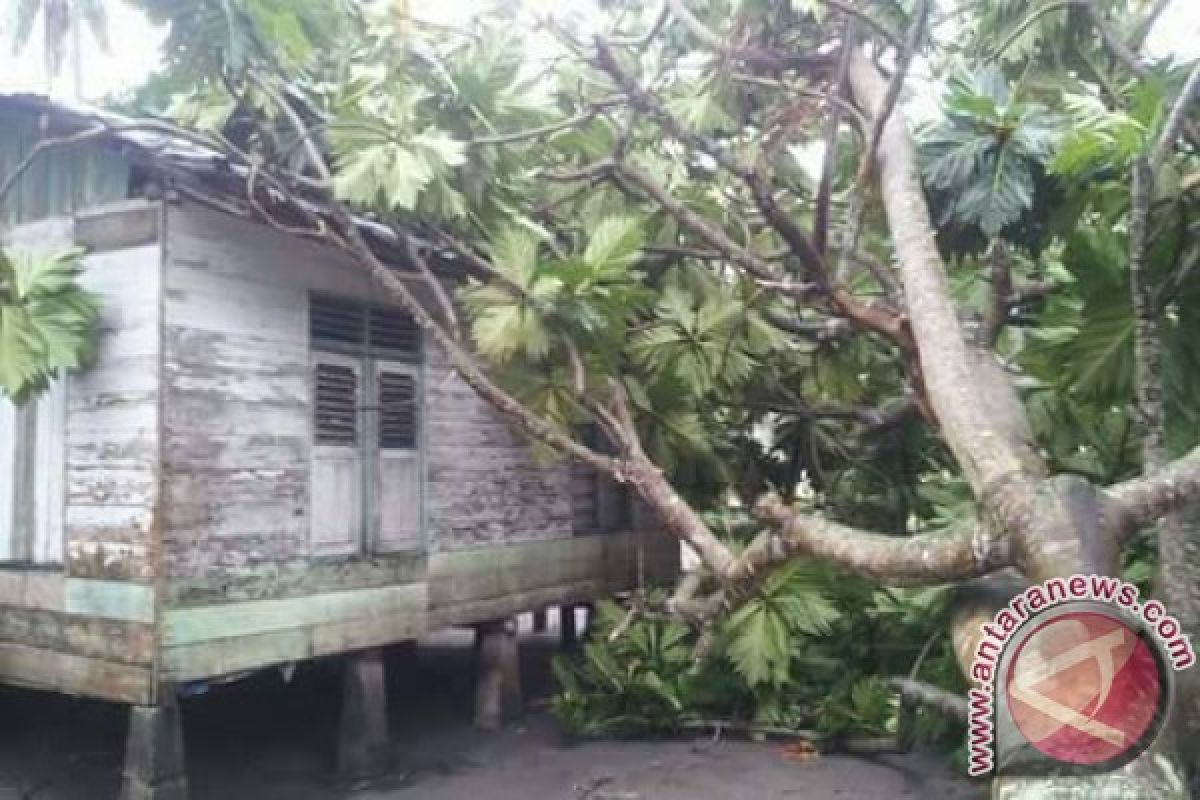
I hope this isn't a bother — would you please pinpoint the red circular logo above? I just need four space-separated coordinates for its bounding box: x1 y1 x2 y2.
1004 611 1164 766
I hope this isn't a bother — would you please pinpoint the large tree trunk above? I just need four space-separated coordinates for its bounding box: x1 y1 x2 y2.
846 53 1191 800
1130 148 1200 777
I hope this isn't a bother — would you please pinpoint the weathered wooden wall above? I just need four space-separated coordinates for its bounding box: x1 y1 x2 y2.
425 342 575 548
155 202 676 682
161 202 579 581
0 202 163 704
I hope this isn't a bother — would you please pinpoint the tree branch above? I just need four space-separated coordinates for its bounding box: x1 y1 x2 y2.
855 0 929 187
663 0 833 73
1086 1 1200 151
252 72 745 584
762 311 854 342
889 678 968 721
1150 60 1200 170
815 0 904 52
1127 0 1173 54
846 50 1041 529
591 36 913 354
405 235 462 342
979 240 1014 347
743 495 1011 586
468 105 610 147
1109 446 1200 537
813 18 857 256
1130 157 1166 470
609 161 814 296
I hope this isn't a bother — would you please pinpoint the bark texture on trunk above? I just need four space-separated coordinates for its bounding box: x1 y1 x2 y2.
1131 151 1200 771
845 51 1041 546
845 51 1189 800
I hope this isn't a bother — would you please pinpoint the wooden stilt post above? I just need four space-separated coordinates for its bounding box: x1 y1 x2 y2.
337 647 390 778
560 604 578 647
474 617 521 729
120 690 188 800
531 609 548 633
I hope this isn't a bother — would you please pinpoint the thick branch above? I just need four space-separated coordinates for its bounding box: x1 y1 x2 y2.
1109 446 1200 537
742 495 1011 587
762 311 854 341
854 0 928 187
847 50 1040 525
888 678 968 722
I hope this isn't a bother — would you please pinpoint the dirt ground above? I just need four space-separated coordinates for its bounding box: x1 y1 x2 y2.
0 619 985 800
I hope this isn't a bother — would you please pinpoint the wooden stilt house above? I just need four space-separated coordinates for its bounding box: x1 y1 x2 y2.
0 94 677 799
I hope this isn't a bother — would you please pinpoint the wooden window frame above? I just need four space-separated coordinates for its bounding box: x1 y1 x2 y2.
308 294 425 558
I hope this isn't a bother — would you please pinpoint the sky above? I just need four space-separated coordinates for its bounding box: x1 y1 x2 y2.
0 0 1197 101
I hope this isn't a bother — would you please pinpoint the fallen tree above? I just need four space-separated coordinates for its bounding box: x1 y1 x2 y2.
23 0 1198 795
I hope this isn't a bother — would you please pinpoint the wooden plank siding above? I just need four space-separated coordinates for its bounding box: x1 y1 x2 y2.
3 206 163 587
0 204 163 704
160 202 582 587
148 203 676 683
64 210 163 583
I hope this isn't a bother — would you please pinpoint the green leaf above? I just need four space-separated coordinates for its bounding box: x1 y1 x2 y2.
666 87 735 135
583 216 644 272
488 226 539 285
725 600 792 687
0 248 99 404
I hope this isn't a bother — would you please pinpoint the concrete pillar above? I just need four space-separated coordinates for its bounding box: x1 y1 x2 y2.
337 647 390 778
531 609 548 633
120 691 188 800
474 617 521 729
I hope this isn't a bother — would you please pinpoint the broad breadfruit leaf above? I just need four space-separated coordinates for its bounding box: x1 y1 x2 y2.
0 248 100 404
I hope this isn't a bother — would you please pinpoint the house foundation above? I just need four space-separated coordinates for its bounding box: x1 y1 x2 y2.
120 691 188 800
337 647 390 778
473 618 522 729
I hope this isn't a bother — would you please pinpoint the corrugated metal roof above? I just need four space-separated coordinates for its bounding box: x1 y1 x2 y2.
0 93 407 249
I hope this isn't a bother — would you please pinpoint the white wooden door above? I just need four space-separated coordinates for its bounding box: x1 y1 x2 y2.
310 354 364 556
373 361 421 552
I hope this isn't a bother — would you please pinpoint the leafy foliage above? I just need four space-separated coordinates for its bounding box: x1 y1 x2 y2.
0 248 99 404
554 546 963 748
920 66 1060 239
117 0 1200 766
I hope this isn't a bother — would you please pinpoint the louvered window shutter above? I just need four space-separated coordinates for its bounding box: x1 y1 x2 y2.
372 361 420 552
310 353 364 556
368 307 419 356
